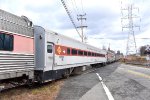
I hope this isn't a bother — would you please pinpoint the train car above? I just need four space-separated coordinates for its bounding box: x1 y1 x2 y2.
34 26 107 83
115 53 122 61
0 9 109 87
0 9 34 82
107 50 116 63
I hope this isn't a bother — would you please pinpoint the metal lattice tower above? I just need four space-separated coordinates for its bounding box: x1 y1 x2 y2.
121 3 140 55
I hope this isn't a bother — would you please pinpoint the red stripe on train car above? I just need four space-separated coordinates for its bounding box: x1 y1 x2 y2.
55 45 106 57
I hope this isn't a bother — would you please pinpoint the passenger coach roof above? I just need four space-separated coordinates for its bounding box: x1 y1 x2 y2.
0 9 33 37
45 29 106 52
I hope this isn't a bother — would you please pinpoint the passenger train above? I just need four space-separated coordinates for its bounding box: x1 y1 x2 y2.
0 9 120 88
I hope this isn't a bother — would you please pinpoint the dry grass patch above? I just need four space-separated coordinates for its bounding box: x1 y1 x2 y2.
121 56 147 63
0 80 64 100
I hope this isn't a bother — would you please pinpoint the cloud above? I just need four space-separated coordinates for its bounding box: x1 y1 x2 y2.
0 0 150 54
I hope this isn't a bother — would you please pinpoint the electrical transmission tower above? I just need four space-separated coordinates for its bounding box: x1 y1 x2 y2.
77 14 87 42
121 2 140 55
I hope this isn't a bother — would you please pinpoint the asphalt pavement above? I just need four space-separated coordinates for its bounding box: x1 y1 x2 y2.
56 62 150 100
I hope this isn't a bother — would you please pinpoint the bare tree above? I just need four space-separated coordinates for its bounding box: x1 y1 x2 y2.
139 46 146 56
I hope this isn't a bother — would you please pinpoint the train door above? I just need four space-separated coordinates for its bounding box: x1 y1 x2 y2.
46 42 54 69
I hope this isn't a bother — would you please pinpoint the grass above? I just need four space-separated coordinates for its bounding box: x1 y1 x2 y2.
120 56 147 63
0 80 64 100
120 55 150 68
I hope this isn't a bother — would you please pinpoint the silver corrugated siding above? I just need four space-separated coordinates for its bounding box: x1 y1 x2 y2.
0 53 34 80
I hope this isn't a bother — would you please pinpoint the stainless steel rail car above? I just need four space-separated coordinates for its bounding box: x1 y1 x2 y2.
0 9 115 86
34 26 107 83
107 50 116 63
0 9 34 81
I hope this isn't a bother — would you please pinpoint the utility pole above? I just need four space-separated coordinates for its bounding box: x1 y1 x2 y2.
77 14 87 42
121 2 140 56
61 0 82 39
108 43 110 51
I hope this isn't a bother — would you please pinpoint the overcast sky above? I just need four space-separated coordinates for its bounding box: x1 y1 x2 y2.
0 0 149 54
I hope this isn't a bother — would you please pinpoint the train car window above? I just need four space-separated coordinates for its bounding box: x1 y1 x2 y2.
92 53 94 56
0 33 4 50
99 54 102 57
47 45 52 53
72 49 77 55
4 34 12 50
84 51 87 56
102 54 105 57
67 48 70 55
88 52 91 56
99 54 101 57
9 35 13 51
78 50 83 55
99 54 103 57
0 33 13 51
95 53 97 57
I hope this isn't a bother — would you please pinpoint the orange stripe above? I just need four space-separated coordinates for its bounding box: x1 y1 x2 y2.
55 45 105 57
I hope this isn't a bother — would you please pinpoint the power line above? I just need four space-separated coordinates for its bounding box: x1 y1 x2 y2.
61 0 82 39
80 0 85 13
70 0 79 15
89 37 150 40
73 0 80 14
